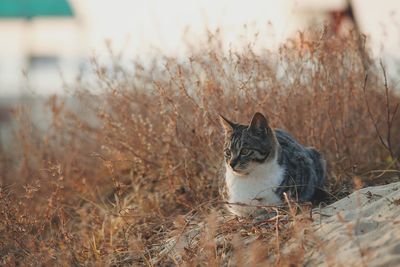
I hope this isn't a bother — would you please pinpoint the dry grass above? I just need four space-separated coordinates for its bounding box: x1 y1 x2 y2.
0 27 399 266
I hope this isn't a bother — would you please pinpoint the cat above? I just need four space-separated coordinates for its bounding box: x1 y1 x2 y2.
220 112 326 217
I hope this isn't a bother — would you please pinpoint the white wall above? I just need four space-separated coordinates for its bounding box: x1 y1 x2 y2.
0 18 84 97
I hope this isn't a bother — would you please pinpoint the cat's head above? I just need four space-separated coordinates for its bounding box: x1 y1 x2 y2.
220 112 278 175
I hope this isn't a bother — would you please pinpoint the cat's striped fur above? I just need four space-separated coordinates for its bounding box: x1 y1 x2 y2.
220 112 326 217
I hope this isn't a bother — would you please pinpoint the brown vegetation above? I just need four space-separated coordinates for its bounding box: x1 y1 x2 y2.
0 28 399 266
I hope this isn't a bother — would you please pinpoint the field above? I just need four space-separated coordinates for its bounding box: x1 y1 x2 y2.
1 28 399 266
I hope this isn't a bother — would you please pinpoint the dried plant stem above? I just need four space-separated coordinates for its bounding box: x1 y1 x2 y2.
362 66 399 168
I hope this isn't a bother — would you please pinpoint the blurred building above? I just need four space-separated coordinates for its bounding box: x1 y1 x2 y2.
0 0 84 97
0 0 84 151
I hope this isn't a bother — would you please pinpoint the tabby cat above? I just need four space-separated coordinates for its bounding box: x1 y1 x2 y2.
220 112 326 217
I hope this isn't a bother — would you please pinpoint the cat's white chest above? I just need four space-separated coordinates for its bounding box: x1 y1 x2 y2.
225 161 284 216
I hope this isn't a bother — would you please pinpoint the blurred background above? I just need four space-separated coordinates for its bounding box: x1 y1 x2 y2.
0 0 399 149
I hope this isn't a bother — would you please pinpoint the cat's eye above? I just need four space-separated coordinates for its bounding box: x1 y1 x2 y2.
240 148 251 156
224 149 231 158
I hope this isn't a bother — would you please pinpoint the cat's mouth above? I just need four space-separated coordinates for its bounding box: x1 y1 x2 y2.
230 166 250 176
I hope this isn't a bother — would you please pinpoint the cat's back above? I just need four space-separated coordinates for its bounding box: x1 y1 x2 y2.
275 129 317 156
274 128 326 189
275 129 304 151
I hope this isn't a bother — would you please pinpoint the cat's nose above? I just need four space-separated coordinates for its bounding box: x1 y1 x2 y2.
229 158 238 169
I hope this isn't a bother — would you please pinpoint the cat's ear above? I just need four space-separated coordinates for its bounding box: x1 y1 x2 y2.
219 114 236 135
248 112 269 133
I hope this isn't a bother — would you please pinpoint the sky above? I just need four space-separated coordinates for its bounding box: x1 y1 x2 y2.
74 0 400 59
77 0 290 57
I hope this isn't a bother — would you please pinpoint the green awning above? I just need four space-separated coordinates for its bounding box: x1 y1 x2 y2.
0 0 74 19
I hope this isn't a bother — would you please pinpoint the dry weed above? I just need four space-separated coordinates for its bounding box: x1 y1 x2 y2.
0 27 399 266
